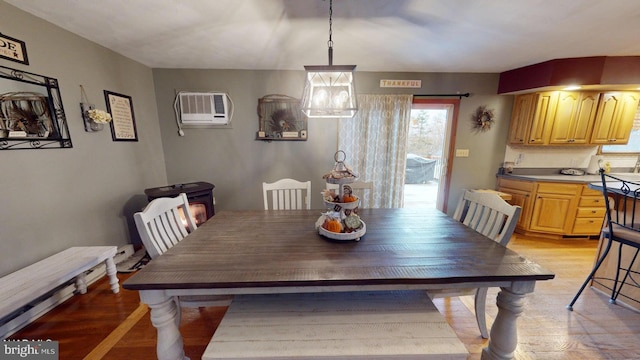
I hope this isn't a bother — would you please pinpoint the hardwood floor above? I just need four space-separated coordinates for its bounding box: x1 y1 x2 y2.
8 234 640 359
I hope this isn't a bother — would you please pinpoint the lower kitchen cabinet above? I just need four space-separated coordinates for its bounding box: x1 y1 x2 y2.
497 177 605 239
529 183 580 234
496 177 534 231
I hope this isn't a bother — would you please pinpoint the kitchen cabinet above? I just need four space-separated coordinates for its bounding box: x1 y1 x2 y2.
496 178 534 231
548 91 600 145
497 177 605 239
508 90 639 146
529 182 580 234
590 91 640 144
507 93 536 145
507 91 556 145
572 186 606 235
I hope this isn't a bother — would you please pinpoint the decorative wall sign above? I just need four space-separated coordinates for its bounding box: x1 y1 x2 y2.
104 90 138 141
0 33 29 65
257 94 307 141
379 79 422 88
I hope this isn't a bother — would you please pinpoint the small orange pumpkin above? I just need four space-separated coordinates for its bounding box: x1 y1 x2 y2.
343 195 357 203
325 219 343 233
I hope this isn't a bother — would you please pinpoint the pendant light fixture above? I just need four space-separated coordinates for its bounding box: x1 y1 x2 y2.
300 0 358 118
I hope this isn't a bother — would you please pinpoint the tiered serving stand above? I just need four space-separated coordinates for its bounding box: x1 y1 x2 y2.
317 151 366 241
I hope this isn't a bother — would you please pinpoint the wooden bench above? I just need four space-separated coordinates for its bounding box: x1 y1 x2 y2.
0 246 120 338
203 290 467 360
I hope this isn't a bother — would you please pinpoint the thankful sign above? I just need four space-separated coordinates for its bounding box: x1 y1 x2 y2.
0 33 29 65
379 79 422 88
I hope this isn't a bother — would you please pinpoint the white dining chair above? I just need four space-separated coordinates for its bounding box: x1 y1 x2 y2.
427 189 521 338
326 181 374 208
134 193 233 324
262 178 311 210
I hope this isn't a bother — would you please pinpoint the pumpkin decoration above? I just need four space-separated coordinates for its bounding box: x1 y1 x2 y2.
342 185 356 203
342 195 357 203
325 219 343 233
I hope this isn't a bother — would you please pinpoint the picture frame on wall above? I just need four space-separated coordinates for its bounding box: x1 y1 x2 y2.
256 94 307 141
104 90 138 141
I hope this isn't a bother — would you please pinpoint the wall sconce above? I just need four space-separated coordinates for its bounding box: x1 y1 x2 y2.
80 85 111 132
300 0 357 118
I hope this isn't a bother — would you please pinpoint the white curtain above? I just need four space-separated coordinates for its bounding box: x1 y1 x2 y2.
338 94 413 208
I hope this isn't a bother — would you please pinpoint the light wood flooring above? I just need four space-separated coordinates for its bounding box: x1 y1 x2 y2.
8 234 640 359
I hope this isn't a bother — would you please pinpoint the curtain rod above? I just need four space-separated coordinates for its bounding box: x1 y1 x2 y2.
414 93 470 99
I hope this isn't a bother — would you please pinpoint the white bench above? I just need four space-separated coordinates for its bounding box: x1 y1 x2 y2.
0 246 120 338
203 290 467 360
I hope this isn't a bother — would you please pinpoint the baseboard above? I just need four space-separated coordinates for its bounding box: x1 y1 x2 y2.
0 245 133 339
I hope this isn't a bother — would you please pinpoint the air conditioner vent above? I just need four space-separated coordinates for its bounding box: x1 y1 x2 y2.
178 92 230 125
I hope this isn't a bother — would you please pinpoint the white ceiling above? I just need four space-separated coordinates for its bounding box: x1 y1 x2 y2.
6 0 640 73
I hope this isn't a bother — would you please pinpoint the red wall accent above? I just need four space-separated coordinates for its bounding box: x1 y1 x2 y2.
497 56 640 94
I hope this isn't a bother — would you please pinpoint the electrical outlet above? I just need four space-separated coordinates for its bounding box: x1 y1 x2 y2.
515 153 524 165
455 148 470 157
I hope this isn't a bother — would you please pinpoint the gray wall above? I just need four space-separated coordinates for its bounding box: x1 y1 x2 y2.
1 1 512 277
0 2 168 276
153 70 512 213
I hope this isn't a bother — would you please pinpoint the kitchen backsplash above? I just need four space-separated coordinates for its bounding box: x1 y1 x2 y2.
504 145 639 171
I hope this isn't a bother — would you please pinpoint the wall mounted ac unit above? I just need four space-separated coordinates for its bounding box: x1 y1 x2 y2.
178 92 230 126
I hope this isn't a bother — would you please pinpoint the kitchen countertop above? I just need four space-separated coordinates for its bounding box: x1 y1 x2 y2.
497 172 640 184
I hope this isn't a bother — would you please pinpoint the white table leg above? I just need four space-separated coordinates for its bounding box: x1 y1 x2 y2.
481 281 535 360
104 257 120 293
140 290 189 360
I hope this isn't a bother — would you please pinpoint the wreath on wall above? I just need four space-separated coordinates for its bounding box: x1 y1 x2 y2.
471 105 495 132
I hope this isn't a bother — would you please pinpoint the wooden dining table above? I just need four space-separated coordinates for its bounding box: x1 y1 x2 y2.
123 208 555 360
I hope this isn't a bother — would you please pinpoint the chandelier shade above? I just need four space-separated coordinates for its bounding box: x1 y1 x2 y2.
301 65 357 118
300 0 358 119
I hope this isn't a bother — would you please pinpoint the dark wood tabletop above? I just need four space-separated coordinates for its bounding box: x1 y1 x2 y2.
123 208 554 292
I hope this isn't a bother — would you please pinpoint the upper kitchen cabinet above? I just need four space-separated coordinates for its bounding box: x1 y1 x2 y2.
508 92 557 145
548 91 600 145
590 92 640 145
507 93 536 145
508 90 639 146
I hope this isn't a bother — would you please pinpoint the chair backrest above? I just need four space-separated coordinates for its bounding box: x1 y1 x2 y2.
453 189 521 246
262 178 311 210
326 181 374 208
134 193 196 259
600 171 640 236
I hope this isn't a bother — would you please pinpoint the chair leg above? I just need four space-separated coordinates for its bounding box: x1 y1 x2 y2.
474 287 489 339
174 297 182 327
611 246 640 303
567 236 613 310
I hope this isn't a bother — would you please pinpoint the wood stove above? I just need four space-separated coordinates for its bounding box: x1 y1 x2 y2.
144 182 215 226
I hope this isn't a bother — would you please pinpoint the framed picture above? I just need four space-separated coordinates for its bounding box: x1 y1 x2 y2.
256 94 307 141
104 90 138 141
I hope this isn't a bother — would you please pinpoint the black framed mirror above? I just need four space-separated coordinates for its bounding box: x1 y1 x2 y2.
0 65 72 150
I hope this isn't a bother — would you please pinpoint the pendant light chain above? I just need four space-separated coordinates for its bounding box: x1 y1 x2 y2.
328 0 333 45
328 0 334 66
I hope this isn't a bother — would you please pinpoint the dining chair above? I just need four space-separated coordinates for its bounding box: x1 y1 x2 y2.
262 178 311 210
567 170 640 311
326 181 374 208
134 193 233 324
427 189 521 338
